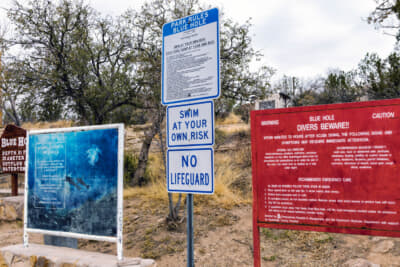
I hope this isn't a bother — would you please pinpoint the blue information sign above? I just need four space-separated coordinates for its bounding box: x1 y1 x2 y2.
167 101 214 147
167 147 214 194
162 8 220 105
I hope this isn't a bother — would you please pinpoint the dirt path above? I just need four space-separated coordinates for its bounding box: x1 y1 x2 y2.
158 205 253 266
2 203 400 266
152 203 400 267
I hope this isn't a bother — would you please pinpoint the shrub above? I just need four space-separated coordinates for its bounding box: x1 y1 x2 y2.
233 103 252 123
215 128 227 147
124 152 138 186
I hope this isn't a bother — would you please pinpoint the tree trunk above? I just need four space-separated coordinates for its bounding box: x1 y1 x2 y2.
156 120 183 221
131 108 165 186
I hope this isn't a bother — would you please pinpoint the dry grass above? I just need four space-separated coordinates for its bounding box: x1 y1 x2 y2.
124 178 166 201
196 152 251 208
215 113 250 135
215 123 250 135
126 123 152 132
215 113 243 125
20 120 252 211
124 149 252 210
22 120 75 130
145 152 166 183
124 152 169 208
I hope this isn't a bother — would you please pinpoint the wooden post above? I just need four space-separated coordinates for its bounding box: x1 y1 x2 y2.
11 173 18 196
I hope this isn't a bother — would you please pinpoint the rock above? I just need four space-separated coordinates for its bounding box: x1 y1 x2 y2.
314 233 332 243
30 255 37 266
4 205 17 219
371 240 394 253
0 244 156 267
0 196 24 221
0 253 8 267
141 259 156 267
118 258 156 266
370 237 386 242
36 256 50 267
2 250 14 265
343 258 380 267
10 255 26 267
0 206 4 218
118 259 141 266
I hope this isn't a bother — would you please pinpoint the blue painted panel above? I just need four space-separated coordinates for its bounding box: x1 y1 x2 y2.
27 128 119 237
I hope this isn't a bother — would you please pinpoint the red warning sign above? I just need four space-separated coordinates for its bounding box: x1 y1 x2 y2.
251 99 400 266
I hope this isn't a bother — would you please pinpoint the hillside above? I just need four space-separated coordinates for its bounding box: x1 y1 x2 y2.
0 115 399 266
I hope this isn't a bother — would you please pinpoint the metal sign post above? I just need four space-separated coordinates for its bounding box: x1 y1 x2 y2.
162 7 219 266
187 194 194 267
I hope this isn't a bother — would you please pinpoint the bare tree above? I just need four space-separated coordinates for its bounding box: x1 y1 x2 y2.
368 0 400 38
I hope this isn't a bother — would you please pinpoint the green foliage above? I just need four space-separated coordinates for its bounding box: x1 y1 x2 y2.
37 95 65 122
261 228 274 239
0 61 33 125
4 0 275 125
108 106 148 125
283 51 400 106
261 228 291 240
275 75 303 99
124 152 138 186
315 234 333 244
7 0 142 124
358 52 400 100
4 0 276 222
291 90 319 107
215 128 227 147
318 70 361 104
124 152 151 186
215 97 236 119
233 103 251 123
274 72 362 107
262 255 277 261
124 151 155 186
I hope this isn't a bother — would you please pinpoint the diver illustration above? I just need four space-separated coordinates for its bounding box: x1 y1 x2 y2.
66 175 90 190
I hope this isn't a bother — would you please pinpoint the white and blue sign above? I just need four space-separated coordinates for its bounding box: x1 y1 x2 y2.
162 8 220 105
167 101 214 147
167 147 214 194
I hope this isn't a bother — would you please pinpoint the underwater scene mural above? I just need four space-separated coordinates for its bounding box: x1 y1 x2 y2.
27 128 119 237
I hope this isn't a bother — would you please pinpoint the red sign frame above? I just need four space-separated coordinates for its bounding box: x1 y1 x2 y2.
251 99 400 267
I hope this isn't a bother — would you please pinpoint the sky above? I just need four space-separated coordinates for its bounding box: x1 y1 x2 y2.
0 0 397 80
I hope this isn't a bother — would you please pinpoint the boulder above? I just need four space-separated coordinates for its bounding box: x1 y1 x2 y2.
371 240 394 253
0 196 24 221
343 258 380 267
0 244 156 267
